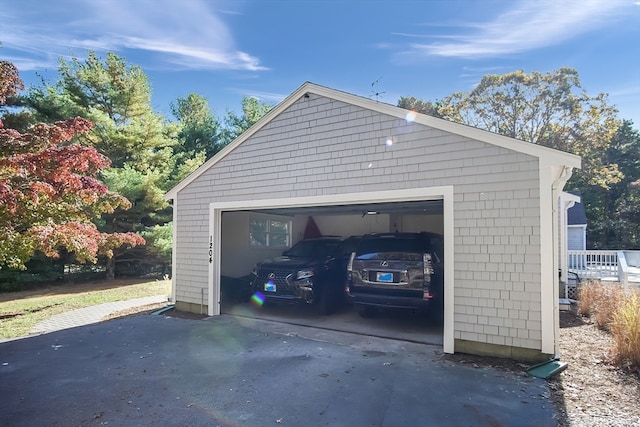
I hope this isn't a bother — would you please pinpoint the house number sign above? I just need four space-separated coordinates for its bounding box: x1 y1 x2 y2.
209 235 213 264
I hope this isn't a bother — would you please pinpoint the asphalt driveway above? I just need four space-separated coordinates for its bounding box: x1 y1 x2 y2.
0 313 557 426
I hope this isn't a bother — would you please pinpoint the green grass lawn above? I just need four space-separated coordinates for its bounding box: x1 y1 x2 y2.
0 279 171 340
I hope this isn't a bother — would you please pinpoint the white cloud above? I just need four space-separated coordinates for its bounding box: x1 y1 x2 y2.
607 84 640 98
400 0 632 59
0 0 266 71
228 88 287 105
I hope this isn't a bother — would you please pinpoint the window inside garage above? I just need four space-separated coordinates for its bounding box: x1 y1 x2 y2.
249 215 291 247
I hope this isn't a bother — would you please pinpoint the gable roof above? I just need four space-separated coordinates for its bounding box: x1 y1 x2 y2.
568 202 587 226
567 191 587 225
166 82 581 201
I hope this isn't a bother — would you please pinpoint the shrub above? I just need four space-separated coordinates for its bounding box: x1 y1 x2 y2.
577 281 623 330
610 290 640 371
577 280 600 316
578 281 640 371
0 255 64 292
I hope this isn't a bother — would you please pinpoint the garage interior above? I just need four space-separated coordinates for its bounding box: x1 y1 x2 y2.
218 199 445 346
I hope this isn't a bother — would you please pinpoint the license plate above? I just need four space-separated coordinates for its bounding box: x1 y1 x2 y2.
376 272 393 283
264 282 276 292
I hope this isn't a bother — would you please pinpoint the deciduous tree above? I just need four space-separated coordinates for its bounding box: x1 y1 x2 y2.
614 179 640 249
0 116 144 270
23 52 175 278
586 120 640 248
437 68 622 191
406 68 635 249
0 61 23 104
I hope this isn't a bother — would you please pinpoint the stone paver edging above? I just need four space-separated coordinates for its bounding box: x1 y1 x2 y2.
30 295 168 335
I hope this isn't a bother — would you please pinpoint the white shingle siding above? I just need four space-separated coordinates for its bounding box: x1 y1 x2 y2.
173 92 545 351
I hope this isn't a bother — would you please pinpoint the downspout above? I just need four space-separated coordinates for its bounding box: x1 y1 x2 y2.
560 198 578 285
551 166 574 356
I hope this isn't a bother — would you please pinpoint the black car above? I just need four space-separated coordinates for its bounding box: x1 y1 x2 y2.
249 237 352 314
346 232 444 317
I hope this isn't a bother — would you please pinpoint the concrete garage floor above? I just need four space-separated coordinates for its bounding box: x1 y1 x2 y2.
222 301 444 347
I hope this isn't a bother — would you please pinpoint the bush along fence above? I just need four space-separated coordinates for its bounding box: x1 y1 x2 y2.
577 281 640 371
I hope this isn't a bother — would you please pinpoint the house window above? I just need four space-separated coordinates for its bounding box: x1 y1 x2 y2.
250 216 290 248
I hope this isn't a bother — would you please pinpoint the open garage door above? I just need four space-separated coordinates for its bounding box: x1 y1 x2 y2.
209 187 454 353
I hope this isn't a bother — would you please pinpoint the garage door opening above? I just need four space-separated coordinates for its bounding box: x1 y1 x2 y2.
208 187 454 352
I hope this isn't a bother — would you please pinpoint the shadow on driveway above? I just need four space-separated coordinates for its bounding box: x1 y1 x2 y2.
0 314 558 426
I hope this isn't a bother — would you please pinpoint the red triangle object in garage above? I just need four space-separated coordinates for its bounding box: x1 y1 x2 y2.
303 216 322 239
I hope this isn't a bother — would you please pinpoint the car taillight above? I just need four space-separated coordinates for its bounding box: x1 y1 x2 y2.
423 253 433 276
347 252 355 272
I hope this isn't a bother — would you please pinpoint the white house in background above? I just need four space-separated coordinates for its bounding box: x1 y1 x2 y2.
567 196 587 251
558 192 588 280
165 82 581 362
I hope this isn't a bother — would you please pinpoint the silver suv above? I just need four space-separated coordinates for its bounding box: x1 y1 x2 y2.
345 232 444 317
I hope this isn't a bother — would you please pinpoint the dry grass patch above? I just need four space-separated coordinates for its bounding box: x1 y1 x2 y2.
578 281 640 371
610 290 640 370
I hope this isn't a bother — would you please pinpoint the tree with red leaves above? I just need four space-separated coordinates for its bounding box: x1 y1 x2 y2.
0 60 24 104
0 61 144 270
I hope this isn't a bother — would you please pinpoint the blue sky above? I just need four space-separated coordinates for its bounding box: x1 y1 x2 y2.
1 0 639 126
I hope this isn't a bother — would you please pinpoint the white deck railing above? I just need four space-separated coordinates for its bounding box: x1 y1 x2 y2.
568 250 640 287
568 250 619 279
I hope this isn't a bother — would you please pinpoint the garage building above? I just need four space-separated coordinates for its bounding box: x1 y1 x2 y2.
165 82 581 361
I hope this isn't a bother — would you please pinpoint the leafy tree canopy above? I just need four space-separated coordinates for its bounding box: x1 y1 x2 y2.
397 68 638 249
1 60 143 270
0 116 144 269
1 52 274 278
435 68 622 190
219 96 272 147
17 53 177 277
614 179 640 249
0 61 24 104
25 52 175 171
397 96 441 117
585 120 640 248
171 93 219 160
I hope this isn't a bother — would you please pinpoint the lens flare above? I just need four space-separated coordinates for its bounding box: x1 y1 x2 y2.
250 291 265 306
386 138 393 146
405 111 417 122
